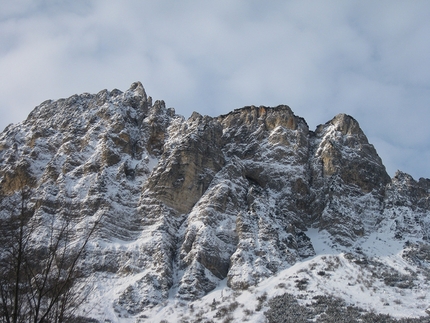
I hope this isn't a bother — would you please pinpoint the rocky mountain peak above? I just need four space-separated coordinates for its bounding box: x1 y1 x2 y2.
218 104 307 134
127 81 147 98
1 82 430 322
312 112 390 191
327 113 363 136
123 81 149 111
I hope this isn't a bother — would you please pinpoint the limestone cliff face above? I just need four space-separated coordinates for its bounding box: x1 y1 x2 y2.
1 82 430 319
146 111 225 214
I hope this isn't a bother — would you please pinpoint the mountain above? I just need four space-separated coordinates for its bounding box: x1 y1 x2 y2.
1 82 430 322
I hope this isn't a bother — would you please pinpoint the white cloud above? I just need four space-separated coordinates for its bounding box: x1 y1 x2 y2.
1 0 430 178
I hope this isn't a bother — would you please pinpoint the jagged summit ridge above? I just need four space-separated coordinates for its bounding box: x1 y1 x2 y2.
1 82 430 321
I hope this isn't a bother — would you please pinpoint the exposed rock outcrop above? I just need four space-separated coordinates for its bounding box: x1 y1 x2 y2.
1 82 430 320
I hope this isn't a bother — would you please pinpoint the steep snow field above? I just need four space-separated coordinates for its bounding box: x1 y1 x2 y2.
81 221 430 322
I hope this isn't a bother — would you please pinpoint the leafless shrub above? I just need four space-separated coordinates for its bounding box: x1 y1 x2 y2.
276 283 286 289
295 278 309 291
0 186 102 323
243 308 253 316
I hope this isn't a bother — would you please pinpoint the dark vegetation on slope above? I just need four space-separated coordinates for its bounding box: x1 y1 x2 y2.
265 293 429 323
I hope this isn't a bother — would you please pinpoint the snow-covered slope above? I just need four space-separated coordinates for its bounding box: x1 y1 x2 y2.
1 82 429 322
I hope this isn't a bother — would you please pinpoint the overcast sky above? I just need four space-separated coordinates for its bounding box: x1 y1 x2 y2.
1 0 429 179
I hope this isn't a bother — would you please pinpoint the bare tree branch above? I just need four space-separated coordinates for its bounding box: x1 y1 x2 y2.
0 184 103 323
